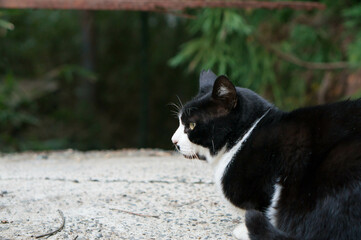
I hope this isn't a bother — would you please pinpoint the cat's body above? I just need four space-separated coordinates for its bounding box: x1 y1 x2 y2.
171 70 361 240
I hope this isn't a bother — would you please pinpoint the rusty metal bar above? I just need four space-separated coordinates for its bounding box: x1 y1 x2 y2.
0 0 326 11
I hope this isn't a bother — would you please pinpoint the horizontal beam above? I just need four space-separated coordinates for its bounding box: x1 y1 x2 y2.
0 0 326 11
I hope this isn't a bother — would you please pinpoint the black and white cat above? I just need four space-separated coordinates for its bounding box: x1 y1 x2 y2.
171 69 361 240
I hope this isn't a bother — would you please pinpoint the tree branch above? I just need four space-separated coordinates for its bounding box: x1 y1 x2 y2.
258 37 351 70
269 45 350 70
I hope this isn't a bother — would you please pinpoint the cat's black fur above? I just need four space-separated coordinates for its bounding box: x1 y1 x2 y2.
176 70 361 240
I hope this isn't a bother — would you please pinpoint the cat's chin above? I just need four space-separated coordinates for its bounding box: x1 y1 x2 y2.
183 154 206 161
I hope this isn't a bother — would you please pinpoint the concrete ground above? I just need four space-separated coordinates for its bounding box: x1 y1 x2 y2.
0 150 245 240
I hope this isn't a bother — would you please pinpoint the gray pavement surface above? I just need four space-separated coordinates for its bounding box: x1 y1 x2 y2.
0 150 245 240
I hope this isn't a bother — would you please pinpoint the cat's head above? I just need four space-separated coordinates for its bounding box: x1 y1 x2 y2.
171 70 272 164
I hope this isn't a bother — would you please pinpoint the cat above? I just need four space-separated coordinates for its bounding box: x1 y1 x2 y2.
171 69 361 240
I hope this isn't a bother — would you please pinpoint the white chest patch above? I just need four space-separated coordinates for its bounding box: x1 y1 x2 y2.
266 183 282 226
213 110 270 208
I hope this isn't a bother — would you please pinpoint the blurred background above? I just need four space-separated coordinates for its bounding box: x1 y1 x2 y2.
0 0 360 152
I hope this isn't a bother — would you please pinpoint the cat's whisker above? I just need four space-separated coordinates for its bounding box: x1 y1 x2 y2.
173 145 181 154
184 106 198 117
176 95 184 109
168 102 182 118
168 102 181 112
188 106 198 111
191 152 198 159
170 110 180 118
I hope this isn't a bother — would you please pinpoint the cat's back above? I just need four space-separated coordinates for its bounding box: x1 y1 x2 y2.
275 99 361 152
274 100 361 239
284 99 361 131
259 99 361 202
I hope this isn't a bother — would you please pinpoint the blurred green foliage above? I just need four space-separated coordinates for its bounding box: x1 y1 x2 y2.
1 1 361 152
343 4 361 65
0 11 14 33
0 10 193 151
0 74 38 151
170 0 361 109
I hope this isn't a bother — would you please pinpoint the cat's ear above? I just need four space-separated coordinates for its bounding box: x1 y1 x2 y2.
199 69 217 93
212 75 237 109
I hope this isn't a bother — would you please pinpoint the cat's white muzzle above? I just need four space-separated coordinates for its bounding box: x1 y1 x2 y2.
171 118 210 161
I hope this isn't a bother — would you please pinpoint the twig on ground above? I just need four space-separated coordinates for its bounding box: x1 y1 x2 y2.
174 199 200 207
73 235 78 240
34 210 65 239
110 208 160 219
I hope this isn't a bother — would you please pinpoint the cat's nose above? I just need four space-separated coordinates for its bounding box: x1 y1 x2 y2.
171 136 180 150
171 134 178 145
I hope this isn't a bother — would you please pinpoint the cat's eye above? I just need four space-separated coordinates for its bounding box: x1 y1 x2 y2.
189 122 196 130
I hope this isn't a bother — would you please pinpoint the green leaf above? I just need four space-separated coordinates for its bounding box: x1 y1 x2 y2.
0 19 14 30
